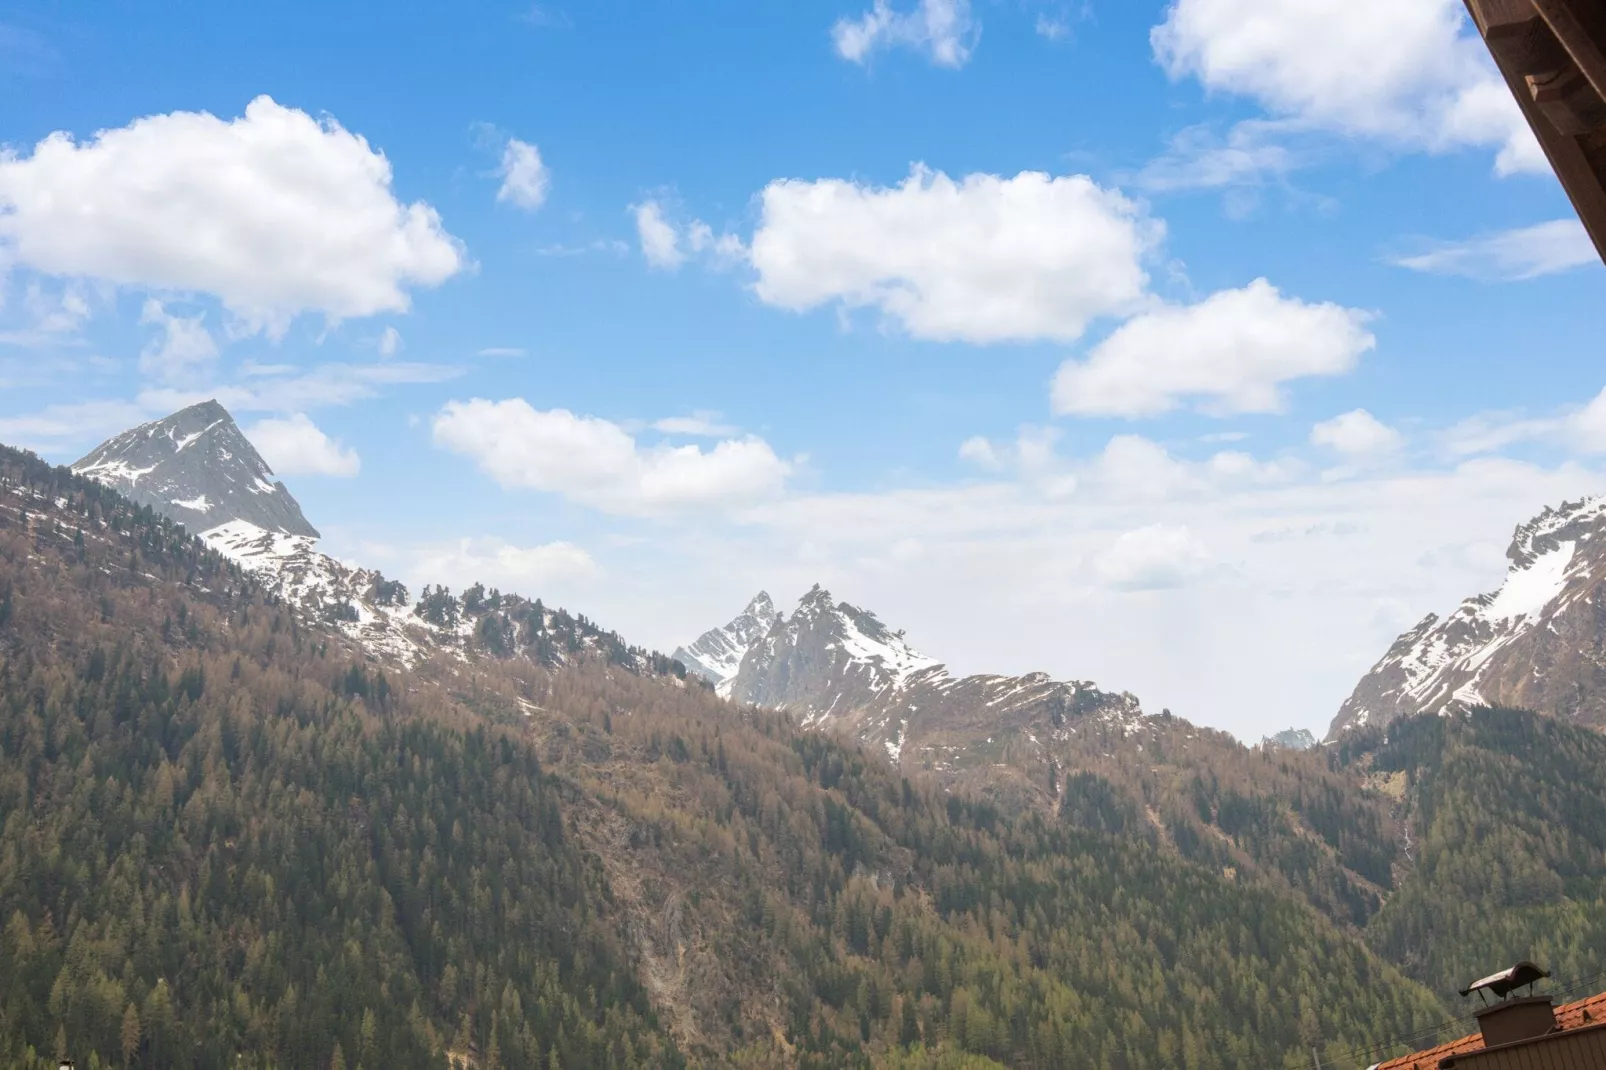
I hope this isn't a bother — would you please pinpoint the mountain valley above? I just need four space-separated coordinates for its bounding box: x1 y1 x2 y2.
0 403 1604 1068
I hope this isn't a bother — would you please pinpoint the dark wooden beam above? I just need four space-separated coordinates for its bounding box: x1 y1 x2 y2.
1465 0 1606 266
1532 0 1606 101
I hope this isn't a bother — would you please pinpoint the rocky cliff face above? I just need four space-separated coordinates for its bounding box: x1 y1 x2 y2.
1330 495 1606 737
686 586 1145 806
672 591 781 688
72 400 320 537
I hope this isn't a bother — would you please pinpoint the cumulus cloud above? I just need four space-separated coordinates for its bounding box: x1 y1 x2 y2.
749 166 1158 343
1391 220 1600 281
497 138 550 211
138 299 218 381
1151 0 1543 178
432 398 792 515
958 435 1004 469
833 0 977 68
1311 409 1404 455
244 413 361 477
0 95 466 334
1095 524 1215 590
633 201 684 269
1051 279 1376 417
632 200 743 270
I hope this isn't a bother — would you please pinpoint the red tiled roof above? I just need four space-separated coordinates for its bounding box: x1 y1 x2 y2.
1375 990 1606 1070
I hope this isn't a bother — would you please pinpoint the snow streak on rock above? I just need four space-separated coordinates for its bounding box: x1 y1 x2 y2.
1331 496 1606 737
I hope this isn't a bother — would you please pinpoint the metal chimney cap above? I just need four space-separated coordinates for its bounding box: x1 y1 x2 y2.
1460 961 1550 999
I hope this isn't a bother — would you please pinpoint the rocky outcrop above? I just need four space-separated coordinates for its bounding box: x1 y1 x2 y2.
1330 496 1606 737
73 399 319 537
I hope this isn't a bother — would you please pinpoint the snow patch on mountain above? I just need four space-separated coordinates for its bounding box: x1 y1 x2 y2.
74 400 320 538
673 591 781 688
1330 495 1606 737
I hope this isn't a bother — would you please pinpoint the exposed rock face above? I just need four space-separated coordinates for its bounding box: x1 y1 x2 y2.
73 400 320 537
727 585 943 717
673 591 781 688
688 586 1145 803
1330 496 1606 738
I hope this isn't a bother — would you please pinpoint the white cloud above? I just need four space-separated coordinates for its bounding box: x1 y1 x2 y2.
632 201 744 271
1391 220 1600 281
138 299 218 381
654 412 738 437
406 537 600 595
432 398 792 515
959 435 1004 469
1138 120 1303 192
1051 279 1376 417
634 200 685 269
497 138 550 211
137 360 462 415
477 346 525 358
1095 524 1215 590
0 95 466 334
1575 388 1606 454
1442 386 1606 458
245 413 361 477
1311 409 1404 455
24 281 91 334
713 433 1600 741
833 0 976 68
1151 0 1544 177
1035 15 1071 41
378 325 402 357
749 166 1159 343
0 398 149 453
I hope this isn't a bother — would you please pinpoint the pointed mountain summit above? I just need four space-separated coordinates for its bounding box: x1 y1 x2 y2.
672 591 782 689
678 586 1142 804
73 400 320 538
727 585 942 714
1330 494 1606 737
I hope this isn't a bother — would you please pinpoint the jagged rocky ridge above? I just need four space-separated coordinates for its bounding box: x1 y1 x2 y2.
72 400 320 537
672 591 780 687
72 405 682 680
686 585 1148 804
1330 495 1606 737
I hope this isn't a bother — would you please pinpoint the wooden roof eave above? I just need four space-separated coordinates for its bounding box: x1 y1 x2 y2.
1465 0 1606 266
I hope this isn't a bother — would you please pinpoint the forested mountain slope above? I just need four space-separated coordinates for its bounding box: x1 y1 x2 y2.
0 443 1510 1069
1336 708 1606 1002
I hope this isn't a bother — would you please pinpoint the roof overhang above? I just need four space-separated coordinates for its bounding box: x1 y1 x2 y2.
1465 0 1606 264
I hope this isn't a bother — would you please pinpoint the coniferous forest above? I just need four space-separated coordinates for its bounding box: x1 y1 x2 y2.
2 445 1604 1069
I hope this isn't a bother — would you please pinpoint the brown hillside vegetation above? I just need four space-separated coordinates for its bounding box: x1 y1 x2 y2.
0 445 1458 1069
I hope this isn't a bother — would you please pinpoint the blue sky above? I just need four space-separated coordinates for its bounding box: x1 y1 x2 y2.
2 0 1603 739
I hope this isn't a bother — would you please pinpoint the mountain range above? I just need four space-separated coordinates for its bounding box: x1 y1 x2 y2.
4 399 1603 1068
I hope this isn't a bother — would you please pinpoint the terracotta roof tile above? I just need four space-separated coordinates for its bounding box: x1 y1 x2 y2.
1374 990 1606 1070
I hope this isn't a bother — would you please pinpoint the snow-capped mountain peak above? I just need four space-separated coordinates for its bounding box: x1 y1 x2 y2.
73 401 319 538
681 584 1143 791
672 591 782 688
1330 494 1606 736
725 587 943 715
